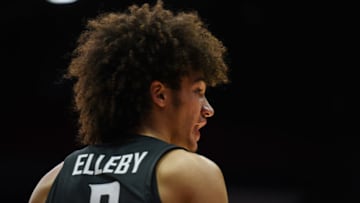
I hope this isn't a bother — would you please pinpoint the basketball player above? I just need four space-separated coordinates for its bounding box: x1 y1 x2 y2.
29 1 230 202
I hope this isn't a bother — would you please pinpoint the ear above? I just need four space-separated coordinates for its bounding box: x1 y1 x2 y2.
150 81 167 108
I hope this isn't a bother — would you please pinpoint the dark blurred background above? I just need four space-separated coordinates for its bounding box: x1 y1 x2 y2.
0 0 354 202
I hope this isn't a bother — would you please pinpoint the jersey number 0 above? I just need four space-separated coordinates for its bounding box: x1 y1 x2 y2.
89 181 120 203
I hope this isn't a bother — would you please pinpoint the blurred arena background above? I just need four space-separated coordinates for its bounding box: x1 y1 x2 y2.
0 1 354 202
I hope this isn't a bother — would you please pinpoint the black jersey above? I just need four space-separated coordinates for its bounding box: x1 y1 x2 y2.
46 135 182 203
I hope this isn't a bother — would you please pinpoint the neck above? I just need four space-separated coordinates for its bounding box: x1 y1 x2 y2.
135 126 171 144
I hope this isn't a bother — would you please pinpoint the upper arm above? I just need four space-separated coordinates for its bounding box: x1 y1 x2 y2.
156 149 228 203
29 162 63 203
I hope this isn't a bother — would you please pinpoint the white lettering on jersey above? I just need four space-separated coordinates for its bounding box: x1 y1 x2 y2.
72 151 148 176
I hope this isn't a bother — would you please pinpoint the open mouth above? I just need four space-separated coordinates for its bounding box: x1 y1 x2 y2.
193 122 206 141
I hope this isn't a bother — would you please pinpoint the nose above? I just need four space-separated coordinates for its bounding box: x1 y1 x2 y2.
201 97 214 118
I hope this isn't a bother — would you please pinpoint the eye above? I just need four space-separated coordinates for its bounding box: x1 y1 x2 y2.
195 88 205 96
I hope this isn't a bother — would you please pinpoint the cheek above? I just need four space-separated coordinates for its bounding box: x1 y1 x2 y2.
189 98 203 116
180 93 202 118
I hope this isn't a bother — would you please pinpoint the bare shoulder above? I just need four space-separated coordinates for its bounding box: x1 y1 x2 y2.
29 162 64 203
156 149 228 203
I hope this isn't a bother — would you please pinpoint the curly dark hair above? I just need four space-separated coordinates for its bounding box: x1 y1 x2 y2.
65 0 229 145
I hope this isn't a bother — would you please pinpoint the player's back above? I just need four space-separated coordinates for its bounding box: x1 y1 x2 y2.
46 134 181 203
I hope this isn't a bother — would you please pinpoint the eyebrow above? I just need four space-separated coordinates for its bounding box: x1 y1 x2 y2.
193 77 205 83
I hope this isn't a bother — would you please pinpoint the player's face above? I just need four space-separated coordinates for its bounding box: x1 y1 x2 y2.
169 72 214 152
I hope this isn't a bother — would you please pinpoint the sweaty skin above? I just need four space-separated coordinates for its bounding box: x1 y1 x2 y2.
156 149 228 203
29 162 63 203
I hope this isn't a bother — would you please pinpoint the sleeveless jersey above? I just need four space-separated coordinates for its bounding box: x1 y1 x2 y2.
46 135 182 203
